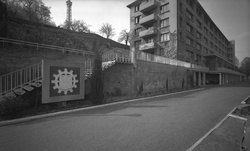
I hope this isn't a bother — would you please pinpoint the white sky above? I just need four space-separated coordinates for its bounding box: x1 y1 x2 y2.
43 0 250 63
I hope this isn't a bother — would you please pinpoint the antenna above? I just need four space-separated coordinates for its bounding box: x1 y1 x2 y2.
66 0 72 29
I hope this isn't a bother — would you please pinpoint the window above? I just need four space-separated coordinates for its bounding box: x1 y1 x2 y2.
187 50 193 60
160 3 169 14
204 17 209 25
186 23 193 33
134 28 141 36
135 16 140 24
180 32 183 41
210 41 213 48
186 37 193 46
135 40 141 48
196 20 202 29
180 17 183 27
146 37 153 43
186 0 194 9
196 32 201 39
134 5 140 12
196 8 202 18
160 33 170 42
210 23 214 31
180 2 183 12
186 10 193 20
160 18 169 28
210 32 213 39
197 55 201 63
204 37 208 44
196 43 201 50
204 47 208 54
204 27 208 34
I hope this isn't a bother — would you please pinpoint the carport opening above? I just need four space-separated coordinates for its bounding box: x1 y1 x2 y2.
206 73 219 85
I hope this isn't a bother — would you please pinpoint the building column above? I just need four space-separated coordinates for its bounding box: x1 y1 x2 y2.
193 71 196 86
198 72 202 86
203 73 206 85
219 73 222 85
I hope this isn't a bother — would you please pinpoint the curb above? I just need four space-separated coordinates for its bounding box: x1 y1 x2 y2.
0 88 204 127
187 107 236 151
241 95 250 104
187 95 250 151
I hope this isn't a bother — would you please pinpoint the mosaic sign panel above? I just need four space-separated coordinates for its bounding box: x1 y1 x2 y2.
42 60 85 104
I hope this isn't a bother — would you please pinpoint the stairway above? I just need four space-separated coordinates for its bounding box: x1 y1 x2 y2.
0 49 132 101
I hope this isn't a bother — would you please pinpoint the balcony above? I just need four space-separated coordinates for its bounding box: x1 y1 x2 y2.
159 12 170 20
140 13 157 26
140 0 158 13
139 42 155 51
139 27 157 38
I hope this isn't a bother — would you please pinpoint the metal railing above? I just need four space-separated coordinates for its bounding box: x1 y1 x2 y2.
0 62 42 96
0 37 95 56
136 51 191 68
102 49 132 63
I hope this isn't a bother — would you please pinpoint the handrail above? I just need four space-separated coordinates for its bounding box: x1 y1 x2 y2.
0 37 95 55
0 62 42 96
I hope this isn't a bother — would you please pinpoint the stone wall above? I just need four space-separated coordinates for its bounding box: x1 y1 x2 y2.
86 60 194 102
3 17 129 52
0 46 88 76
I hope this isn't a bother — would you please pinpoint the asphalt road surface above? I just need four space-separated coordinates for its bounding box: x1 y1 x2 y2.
0 81 250 151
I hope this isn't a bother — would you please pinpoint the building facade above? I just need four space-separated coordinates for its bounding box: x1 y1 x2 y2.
127 0 244 85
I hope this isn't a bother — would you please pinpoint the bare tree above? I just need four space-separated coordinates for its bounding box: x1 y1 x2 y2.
118 29 130 45
99 23 115 39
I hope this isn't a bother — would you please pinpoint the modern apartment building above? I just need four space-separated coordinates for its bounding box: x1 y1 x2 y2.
127 0 244 84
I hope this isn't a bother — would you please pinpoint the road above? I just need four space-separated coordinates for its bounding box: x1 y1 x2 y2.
0 81 250 151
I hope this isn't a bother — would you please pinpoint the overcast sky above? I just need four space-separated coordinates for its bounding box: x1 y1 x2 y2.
43 0 250 63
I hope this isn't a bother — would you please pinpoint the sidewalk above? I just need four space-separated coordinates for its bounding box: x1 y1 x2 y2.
191 99 250 151
192 116 245 151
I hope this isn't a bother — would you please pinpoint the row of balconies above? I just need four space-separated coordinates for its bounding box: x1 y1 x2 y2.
137 0 166 52
140 0 158 13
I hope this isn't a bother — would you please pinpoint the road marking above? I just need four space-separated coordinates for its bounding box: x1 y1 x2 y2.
0 88 204 127
187 95 250 151
241 95 250 104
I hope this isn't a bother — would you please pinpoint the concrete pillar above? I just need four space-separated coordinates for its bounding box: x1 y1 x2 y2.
203 73 206 85
198 72 201 86
193 71 196 86
219 73 222 85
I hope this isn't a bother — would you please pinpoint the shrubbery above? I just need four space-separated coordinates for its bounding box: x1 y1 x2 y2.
0 96 30 119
